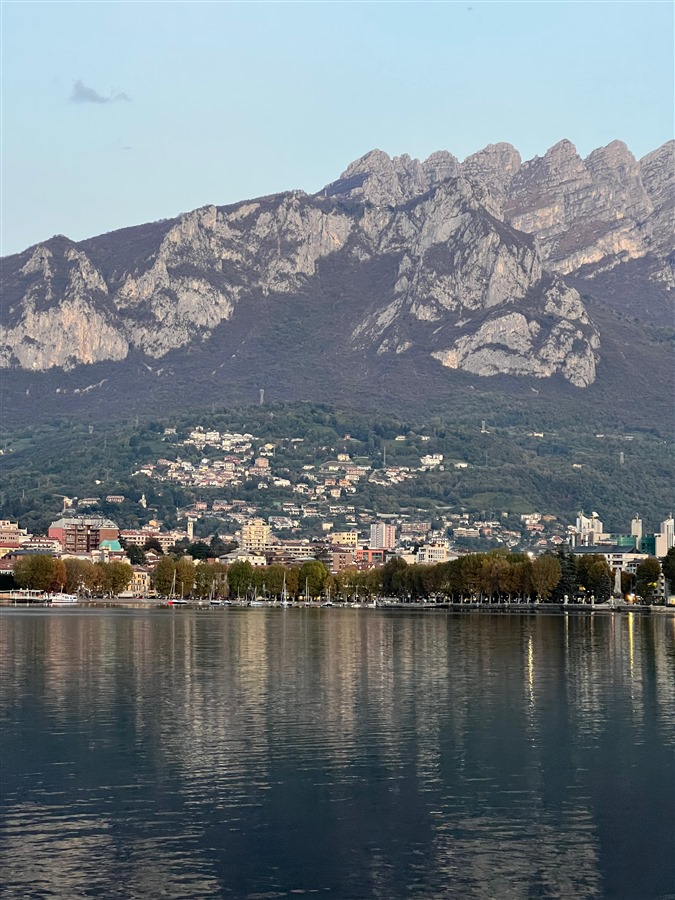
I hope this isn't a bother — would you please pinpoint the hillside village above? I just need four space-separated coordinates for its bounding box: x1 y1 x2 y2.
1 417 673 604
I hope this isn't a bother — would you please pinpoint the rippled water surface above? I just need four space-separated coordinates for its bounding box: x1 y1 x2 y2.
1 608 674 899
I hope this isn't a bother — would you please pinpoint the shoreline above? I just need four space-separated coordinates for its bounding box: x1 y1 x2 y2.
1 598 673 615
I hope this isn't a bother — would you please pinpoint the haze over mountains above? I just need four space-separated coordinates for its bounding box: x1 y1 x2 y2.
1 139 673 427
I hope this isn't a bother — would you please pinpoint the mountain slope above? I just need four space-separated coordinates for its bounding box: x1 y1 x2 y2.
1 139 672 429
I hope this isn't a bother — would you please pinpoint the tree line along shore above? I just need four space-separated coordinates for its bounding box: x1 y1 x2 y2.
6 546 673 606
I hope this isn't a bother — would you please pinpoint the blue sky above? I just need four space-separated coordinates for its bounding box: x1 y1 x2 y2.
2 1 673 256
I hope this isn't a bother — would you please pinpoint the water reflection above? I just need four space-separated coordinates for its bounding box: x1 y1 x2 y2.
1 609 673 899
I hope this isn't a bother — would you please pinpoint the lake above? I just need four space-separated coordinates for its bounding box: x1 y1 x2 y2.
1 608 673 899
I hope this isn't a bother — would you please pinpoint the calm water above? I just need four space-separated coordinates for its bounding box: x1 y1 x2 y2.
1 608 673 900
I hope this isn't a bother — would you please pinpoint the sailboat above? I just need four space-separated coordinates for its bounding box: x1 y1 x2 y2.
249 583 263 607
321 585 333 607
280 572 290 607
168 569 187 606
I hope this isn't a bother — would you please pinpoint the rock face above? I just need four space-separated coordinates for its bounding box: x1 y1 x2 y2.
503 139 660 275
1 138 672 403
323 149 461 206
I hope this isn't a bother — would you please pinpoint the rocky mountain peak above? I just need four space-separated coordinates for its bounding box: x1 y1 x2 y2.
545 138 580 161
461 143 522 203
639 140 675 256
640 140 675 198
1 137 672 416
324 148 460 206
421 150 461 185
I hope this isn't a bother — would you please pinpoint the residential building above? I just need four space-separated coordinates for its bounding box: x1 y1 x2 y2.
131 568 151 595
356 548 385 568
119 529 178 553
416 542 456 565
0 521 30 544
48 515 119 554
331 550 355 573
240 519 272 553
331 531 360 548
369 523 396 550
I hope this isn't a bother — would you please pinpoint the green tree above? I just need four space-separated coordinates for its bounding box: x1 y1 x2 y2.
381 557 408 596
440 559 465 600
227 560 253 598
90 562 107 594
64 558 95 594
365 568 383 597
124 543 146 565
187 541 211 560
620 569 636 596
209 534 234 556
101 561 133 596
285 567 300 599
193 562 228 599
530 554 562 601
50 558 67 591
479 554 511 600
576 555 611 602
501 559 531 601
175 557 196 597
257 564 285 598
13 555 61 592
635 557 661 604
551 546 577 602
459 554 484 599
143 537 163 555
299 560 328 597
152 556 176 595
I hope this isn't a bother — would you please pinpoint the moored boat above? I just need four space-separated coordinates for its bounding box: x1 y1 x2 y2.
50 593 78 606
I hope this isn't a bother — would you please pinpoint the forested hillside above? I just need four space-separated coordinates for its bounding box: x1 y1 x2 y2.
2 400 672 536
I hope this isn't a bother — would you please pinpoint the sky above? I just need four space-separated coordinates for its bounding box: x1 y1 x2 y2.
1 1 673 256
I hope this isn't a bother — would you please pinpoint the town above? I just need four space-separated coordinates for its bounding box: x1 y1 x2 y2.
2 418 674 605
1 500 673 606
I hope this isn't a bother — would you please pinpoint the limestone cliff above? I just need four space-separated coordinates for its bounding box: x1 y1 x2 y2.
1 138 672 399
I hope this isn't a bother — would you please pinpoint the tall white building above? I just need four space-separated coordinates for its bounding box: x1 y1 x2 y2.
416 542 457 565
240 518 271 553
369 523 396 550
655 515 675 557
575 511 604 546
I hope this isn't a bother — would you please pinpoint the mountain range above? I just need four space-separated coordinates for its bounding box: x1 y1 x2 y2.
1 138 673 429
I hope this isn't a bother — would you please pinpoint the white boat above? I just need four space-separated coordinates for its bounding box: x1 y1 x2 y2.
280 572 290 607
50 593 78 606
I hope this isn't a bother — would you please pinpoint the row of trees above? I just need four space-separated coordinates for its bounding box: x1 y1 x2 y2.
13 556 133 596
11 547 670 604
149 549 617 603
189 548 665 603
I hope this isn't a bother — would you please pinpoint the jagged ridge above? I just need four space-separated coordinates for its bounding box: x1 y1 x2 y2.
1 139 672 402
